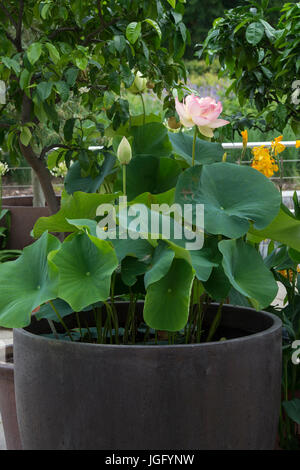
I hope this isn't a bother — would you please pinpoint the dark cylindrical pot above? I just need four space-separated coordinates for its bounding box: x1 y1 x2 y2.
1 196 60 250
0 344 22 450
14 304 282 450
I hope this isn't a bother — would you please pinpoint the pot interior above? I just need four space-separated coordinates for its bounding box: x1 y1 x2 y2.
25 302 276 345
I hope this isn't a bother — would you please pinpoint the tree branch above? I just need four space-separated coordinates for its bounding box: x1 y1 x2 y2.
0 1 24 51
97 0 105 28
40 144 73 160
0 2 17 30
49 26 80 40
4 29 17 48
16 0 24 52
83 18 119 45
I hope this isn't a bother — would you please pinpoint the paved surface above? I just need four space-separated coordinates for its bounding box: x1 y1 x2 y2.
0 328 13 450
0 415 6 450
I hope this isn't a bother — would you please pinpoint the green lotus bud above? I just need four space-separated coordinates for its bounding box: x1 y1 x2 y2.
117 137 132 165
128 71 147 94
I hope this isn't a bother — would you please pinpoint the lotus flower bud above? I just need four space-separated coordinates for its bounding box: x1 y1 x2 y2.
128 71 147 94
117 137 132 165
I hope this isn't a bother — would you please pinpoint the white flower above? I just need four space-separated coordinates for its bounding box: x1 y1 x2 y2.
50 162 68 178
0 161 9 176
79 86 90 94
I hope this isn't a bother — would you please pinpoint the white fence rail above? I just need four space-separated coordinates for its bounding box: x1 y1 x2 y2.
2 141 300 193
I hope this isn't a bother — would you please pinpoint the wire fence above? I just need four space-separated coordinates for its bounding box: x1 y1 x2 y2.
2 141 300 196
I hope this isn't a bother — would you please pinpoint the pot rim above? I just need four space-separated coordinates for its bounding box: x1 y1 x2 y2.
14 303 282 350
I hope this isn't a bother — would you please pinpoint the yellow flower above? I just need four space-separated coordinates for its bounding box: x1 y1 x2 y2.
278 266 300 281
271 135 285 156
241 130 248 150
251 146 279 178
296 140 300 149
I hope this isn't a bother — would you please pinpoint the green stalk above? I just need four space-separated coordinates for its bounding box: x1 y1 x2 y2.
104 302 119 344
139 92 146 125
0 175 2 211
122 165 126 196
192 125 197 166
93 307 102 344
206 301 224 343
49 300 73 342
75 312 82 340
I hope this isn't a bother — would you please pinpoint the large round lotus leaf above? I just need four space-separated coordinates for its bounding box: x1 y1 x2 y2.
168 131 224 166
51 233 118 312
0 232 60 328
175 163 281 238
219 238 278 310
144 258 194 331
124 156 181 200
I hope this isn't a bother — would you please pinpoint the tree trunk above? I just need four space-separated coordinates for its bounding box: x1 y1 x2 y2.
20 93 59 214
31 169 46 207
19 142 59 214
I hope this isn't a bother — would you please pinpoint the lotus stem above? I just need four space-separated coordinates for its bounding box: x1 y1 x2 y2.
192 125 197 166
122 165 126 196
49 300 73 342
139 92 146 125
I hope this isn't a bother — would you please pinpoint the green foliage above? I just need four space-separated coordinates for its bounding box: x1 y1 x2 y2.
175 162 281 238
201 0 300 133
0 113 292 336
50 233 118 312
33 191 119 237
183 0 240 59
0 0 189 208
143 258 194 331
265 239 300 449
0 232 60 328
219 238 278 310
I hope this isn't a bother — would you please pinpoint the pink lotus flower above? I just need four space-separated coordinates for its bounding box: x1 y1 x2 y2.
175 94 229 138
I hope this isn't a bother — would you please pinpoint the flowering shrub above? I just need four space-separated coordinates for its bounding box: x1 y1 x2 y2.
0 162 9 177
251 145 279 178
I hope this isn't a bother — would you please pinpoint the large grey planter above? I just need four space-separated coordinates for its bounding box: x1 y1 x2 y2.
13 304 282 450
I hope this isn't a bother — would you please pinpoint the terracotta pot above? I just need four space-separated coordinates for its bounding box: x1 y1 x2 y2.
13 303 282 450
0 343 22 450
1 196 60 250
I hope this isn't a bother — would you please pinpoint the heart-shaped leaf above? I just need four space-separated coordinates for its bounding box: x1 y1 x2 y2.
0 232 60 328
144 241 175 289
144 258 194 331
169 131 224 166
51 233 118 312
65 152 116 195
175 163 281 238
249 205 300 252
33 191 120 237
124 156 181 200
131 123 172 158
219 238 278 310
